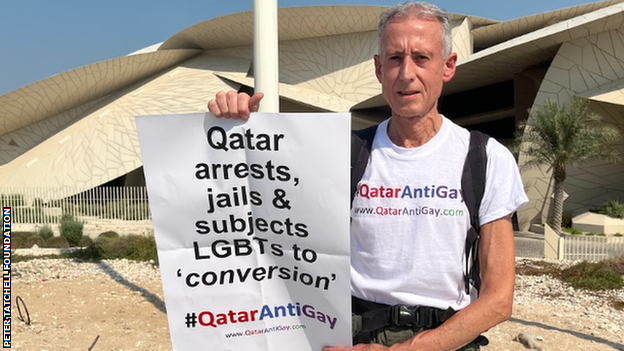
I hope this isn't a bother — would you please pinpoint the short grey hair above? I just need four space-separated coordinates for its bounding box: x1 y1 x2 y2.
378 1 452 57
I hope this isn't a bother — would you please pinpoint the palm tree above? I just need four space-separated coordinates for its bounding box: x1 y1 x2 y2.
514 97 621 235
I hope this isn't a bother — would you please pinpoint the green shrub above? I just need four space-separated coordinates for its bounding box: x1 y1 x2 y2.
586 232 596 236
594 199 624 219
13 231 34 241
37 225 54 241
562 261 624 290
59 214 83 246
56 232 159 263
614 233 624 237
90 234 158 262
97 231 119 240
562 227 583 235
12 237 26 249
24 236 45 248
126 235 158 262
604 256 624 275
96 235 130 259
78 236 94 247
46 236 69 248
13 232 37 248
597 233 607 237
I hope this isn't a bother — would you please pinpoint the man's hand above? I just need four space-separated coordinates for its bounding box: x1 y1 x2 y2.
324 344 390 351
207 91 264 120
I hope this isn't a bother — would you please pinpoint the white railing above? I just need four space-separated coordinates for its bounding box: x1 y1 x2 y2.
607 236 624 258
562 234 609 261
544 224 624 261
0 187 150 225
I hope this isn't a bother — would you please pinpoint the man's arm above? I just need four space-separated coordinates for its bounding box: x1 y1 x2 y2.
408 214 515 351
325 214 516 351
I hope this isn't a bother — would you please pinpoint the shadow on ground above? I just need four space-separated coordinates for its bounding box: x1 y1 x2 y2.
96 260 166 314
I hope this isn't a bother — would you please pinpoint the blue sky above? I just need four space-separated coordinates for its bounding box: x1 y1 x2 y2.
0 0 602 95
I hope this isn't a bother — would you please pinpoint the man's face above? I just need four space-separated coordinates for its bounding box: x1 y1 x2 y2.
374 15 457 120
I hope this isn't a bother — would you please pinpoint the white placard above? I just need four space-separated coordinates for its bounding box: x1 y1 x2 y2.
136 112 352 351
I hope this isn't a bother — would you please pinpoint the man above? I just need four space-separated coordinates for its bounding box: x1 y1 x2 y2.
208 2 528 350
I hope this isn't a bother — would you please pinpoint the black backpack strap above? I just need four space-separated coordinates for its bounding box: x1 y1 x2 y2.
351 125 378 203
461 130 489 294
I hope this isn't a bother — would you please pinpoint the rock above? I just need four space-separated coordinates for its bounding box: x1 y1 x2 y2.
513 332 543 350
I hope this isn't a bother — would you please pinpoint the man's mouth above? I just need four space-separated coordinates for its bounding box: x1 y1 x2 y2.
398 90 420 96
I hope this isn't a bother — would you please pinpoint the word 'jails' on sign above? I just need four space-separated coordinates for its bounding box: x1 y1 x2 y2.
2 207 10 348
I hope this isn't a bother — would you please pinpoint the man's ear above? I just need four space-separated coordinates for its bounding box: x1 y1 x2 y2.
443 52 458 83
374 54 382 83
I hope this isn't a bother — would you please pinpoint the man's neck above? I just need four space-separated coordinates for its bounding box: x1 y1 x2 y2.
387 112 443 148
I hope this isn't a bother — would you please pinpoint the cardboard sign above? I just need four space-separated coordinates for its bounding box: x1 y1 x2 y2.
136 112 351 351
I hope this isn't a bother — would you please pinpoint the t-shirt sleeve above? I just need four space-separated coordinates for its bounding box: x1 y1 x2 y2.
479 139 529 225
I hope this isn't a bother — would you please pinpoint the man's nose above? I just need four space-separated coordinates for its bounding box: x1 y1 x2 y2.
399 58 417 81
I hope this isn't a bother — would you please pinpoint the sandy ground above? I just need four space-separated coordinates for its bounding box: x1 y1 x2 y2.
13 276 169 351
11 267 624 351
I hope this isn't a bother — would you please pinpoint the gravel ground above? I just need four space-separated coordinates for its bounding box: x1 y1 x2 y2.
11 257 624 351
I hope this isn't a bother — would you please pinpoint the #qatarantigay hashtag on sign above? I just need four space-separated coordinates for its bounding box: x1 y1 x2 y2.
184 301 337 330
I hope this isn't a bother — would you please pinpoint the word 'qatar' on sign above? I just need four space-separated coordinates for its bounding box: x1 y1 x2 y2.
206 126 284 151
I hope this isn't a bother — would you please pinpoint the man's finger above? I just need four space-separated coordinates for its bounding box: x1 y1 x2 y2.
249 92 265 113
238 93 251 121
215 91 230 117
226 91 241 118
207 99 221 117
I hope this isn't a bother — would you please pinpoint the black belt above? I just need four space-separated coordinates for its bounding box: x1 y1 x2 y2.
353 296 456 333
352 297 489 347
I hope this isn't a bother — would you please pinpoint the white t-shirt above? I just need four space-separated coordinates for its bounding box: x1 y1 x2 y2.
350 116 528 310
